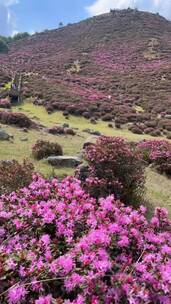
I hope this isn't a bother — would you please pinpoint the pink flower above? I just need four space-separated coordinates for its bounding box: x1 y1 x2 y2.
58 255 73 273
40 234 50 246
118 236 129 248
8 285 27 304
35 295 52 304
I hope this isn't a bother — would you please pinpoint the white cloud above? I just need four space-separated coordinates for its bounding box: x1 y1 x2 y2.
86 0 171 20
0 0 19 36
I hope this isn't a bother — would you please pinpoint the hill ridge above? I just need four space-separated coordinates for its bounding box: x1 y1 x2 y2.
0 9 171 137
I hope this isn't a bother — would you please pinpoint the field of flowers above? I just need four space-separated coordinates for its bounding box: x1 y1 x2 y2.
0 175 171 304
0 136 171 303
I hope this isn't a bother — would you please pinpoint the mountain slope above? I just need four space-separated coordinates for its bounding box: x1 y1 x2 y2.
0 9 171 135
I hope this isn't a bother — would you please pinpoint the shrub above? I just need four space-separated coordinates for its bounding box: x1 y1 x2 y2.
0 98 11 109
65 128 76 135
48 126 65 135
78 136 145 204
149 129 161 137
144 127 154 134
0 159 34 194
0 111 33 128
0 175 171 303
137 139 171 176
130 126 143 134
102 113 113 121
32 140 63 160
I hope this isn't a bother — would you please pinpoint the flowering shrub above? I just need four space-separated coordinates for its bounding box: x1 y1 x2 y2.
138 140 171 176
0 111 33 128
0 98 11 109
0 159 34 194
78 136 145 204
0 175 171 303
32 140 63 160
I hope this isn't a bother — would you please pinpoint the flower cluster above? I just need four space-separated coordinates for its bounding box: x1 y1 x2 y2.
138 139 171 176
0 175 171 303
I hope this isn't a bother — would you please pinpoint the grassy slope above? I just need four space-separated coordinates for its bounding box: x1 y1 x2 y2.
0 99 170 214
146 168 171 217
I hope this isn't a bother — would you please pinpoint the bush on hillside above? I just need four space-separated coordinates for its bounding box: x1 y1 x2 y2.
138 139 171 176
77 136 145 205
32 140 63 160
65 128 76 135
0 111 33 128
48 126 65 135
0 159 34 194
0 175 171 303
0 98 11 109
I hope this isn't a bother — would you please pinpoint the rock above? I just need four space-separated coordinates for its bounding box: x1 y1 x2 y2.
47 156 82 167
165 115 171 119
166 133 171 139
0 129 11 141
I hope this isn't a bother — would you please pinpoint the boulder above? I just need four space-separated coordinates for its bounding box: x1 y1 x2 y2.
47 156 82 167
0 129 11 140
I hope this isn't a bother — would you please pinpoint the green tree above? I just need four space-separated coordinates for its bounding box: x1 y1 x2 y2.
59 22 64 28
12 32 30 41
0 38 8 53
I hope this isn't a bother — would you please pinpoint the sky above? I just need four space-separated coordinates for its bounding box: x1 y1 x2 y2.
0 0 171 36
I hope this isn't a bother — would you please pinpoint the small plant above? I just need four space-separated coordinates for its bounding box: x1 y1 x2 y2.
0 159 34 194
78 136 145 205
32 140 63 160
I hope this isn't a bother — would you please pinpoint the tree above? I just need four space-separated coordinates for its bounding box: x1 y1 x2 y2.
12 32 30 41
59 22 64 28
0 38 8 53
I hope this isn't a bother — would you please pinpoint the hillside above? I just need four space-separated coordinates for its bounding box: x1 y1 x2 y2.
1 9 171 136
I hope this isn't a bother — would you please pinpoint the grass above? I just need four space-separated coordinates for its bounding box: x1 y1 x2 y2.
146 168 171 217
0 125 83 177
13 99 158 141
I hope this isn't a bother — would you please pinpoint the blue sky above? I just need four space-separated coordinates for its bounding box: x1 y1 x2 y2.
0 0 171 36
